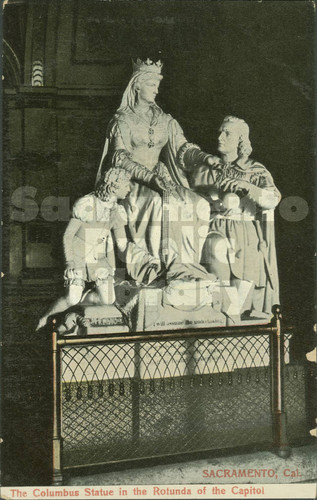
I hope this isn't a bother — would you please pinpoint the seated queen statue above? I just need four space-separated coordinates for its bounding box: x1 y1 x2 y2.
96 58 216 286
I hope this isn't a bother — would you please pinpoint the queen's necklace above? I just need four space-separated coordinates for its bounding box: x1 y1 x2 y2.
148 126 155 148
134 107 156 148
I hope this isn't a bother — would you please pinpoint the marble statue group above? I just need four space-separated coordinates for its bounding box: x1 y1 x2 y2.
37 58 280 332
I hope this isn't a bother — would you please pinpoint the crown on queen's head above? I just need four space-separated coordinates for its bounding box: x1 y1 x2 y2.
132 58 163 75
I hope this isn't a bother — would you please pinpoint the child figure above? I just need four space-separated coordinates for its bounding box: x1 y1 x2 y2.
36 167 159 330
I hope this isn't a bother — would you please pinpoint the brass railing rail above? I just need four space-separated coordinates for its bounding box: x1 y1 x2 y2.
56 324 278 346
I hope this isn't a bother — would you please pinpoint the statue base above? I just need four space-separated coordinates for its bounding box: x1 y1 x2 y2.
135 288 226 331
83 304 129 334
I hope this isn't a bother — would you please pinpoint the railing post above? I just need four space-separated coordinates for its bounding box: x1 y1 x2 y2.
52 319 63 485
270 305 291 458
132 342 141 445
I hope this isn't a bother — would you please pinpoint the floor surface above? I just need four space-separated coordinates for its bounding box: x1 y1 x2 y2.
67 443 317 486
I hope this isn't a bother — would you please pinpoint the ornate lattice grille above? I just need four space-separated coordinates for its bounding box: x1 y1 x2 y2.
60 333 297 468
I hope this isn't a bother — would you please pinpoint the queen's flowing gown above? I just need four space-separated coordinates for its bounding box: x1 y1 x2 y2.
97 104 213 283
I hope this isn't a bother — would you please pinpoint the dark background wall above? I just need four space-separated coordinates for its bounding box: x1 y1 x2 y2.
2 0 316 485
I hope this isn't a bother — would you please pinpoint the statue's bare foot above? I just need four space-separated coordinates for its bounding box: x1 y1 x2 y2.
36 316 47 331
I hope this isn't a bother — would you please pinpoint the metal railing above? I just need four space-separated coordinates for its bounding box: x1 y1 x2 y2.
51 306 293 485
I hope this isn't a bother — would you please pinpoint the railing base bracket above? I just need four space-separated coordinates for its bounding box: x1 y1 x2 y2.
52 471 63 486
275 446 292 459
